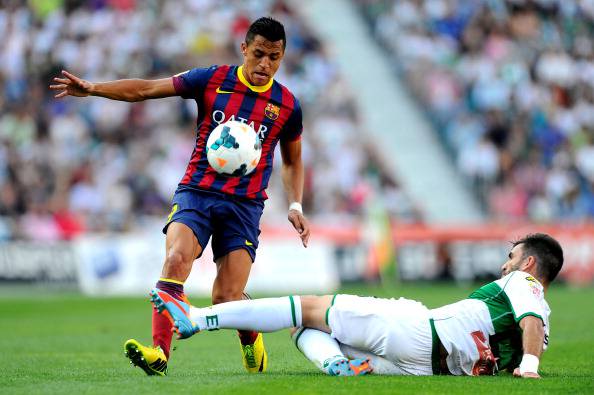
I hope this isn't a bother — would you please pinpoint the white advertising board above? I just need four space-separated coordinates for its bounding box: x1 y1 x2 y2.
75 232 339 296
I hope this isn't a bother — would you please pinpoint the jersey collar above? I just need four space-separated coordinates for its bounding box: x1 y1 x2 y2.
237 65 274 93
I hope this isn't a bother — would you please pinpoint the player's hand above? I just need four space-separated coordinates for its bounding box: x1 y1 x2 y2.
288 209 310 248
513 368 541 379
50 70 94 98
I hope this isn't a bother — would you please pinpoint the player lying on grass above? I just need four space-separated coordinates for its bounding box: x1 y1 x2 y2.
150 233 563 378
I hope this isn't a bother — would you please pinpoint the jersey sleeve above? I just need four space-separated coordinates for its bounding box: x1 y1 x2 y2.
280 97 303 142
172 66 217 99
501 272 546 323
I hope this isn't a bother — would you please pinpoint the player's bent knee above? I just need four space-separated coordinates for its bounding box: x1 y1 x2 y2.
162 249 194 279
300 295 332 310
165 250 186 268
301 295 333 331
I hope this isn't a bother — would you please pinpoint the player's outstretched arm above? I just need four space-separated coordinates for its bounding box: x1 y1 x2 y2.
514 315 545 379
50 70 176 102
280 138 310 247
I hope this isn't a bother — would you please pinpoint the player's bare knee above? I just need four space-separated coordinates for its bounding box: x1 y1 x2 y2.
300 295 333 330
163 249 192 278
165 250 186 268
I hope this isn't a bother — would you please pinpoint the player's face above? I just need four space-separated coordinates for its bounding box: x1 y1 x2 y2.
501 244 526 277
241 35 285 86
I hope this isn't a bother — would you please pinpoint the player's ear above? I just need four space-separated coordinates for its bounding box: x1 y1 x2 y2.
241 42 248 56
522 255 537 273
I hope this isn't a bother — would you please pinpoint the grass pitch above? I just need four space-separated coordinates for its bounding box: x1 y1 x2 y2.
1 283 592 394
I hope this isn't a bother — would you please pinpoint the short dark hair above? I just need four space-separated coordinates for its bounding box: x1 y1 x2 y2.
245 17 286 50
512 233 564 283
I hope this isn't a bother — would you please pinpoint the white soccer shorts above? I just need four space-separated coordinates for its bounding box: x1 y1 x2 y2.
328 294 433 375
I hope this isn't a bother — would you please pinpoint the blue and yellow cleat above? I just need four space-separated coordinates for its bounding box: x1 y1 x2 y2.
149 288 200 339
327 358 373 376
124 339 167 376
240 332 268 373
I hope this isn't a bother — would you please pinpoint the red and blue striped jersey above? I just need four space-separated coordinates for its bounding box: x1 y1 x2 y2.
172 64 302 200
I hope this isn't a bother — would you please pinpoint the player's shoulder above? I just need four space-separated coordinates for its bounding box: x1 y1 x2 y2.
273 79 300 105
198 64 230 72
177 64 231 78
496 270 545 295
203 64 235 78
501 270 538 284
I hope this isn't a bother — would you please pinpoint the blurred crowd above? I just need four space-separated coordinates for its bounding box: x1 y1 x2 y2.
0 0 418 241
359 0 594 222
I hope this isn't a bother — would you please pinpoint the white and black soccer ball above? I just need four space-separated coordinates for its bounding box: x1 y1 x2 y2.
206 120 262 176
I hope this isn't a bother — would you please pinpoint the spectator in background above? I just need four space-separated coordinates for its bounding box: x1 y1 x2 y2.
360 0 594 222
0 0 418 241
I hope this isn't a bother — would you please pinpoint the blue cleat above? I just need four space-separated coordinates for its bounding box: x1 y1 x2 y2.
327 358 373 376
150 288 200 339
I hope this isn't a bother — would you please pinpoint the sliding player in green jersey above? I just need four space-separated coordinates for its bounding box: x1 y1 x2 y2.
150 233 562 378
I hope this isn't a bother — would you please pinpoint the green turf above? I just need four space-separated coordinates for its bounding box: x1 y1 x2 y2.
0 283 592 394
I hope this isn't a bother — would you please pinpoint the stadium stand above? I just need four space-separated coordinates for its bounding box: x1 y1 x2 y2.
358 0 594 222
295 0 484 224
0 0 419 241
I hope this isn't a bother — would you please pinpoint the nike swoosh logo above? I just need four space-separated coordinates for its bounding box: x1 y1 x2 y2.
245 240 253 246
216 87 233 94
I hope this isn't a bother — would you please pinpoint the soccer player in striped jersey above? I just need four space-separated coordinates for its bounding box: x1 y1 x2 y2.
150 233 563 378
51 17 310 376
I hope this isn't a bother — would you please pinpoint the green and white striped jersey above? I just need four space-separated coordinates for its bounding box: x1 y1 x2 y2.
431 271 549 375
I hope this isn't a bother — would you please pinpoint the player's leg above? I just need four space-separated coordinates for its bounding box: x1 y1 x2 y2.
279 295 425 376
210 197 269 372
292 327 373 376
338 343 405 375
293 297 373 376
327 295 434 375
152 290 303 335
150 293 372 376
125 221 202 376
151 190 212 362
212 249 252 304
151 294 330 334
296 296 429 376
152 292 431 375
153 222 201 357
212 248 268 372
126 189 211 376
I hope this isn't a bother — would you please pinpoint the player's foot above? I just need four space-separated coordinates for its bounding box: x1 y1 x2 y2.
327 358 373 376
149 288 200 339
240 332 268 373
124 339 168 376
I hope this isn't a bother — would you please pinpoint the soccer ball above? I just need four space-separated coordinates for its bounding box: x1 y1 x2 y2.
206 120 262 176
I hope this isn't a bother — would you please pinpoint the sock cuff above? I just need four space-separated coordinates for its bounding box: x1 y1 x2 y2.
288 295 302 327
159 277 185 285
292 327 306 351
156 278 185 300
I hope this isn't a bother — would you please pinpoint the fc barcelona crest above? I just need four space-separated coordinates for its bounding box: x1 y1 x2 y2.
265 103 280 120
